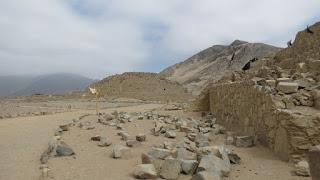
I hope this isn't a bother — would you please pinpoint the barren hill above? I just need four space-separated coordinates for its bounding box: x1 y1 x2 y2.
89 72 191 102
160 40 281 95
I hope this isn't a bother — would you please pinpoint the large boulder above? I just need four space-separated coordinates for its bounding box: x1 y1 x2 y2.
160 158 181 179
133 164 158 179
197 154 230 177
175 148 197 160
147 147 172 160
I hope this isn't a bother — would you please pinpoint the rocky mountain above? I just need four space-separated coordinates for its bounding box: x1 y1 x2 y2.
160 40 281 95
89 72 191 102
0 73 94 97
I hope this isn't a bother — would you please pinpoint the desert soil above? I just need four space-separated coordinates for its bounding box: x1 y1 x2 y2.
0 100 311 180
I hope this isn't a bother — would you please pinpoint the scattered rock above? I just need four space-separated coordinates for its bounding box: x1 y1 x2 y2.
56 141 75 157
98 137 112 147
54 127 63 136
266 79 276 87
41 167 50 178
228 153 241 164
195 134 210 148
175 147 197 160
103 114 114 121
136 134 146 142
160 158 181 180
148 147 172 160
218 146 231 171
165 131 177 138
133 164 158 179
181 159 198 175
163 141 174 150
197 146 220 158
91 135 101 141
47 137 58 154
112 145 131 159
180 126 193 133
295 160 310 177
225 136 234 145
197 154 230 177
126 140 141 147
119 132 131 141
59 124 69 131
40 151 49 164
141 153 164 173
235 136 254 148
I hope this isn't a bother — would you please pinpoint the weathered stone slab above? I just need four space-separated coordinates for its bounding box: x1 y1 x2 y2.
277 82 298 94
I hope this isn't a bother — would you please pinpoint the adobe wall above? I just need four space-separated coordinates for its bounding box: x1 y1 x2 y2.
209 82 320 161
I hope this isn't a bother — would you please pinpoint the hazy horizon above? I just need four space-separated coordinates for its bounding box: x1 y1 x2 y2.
1 0 320 79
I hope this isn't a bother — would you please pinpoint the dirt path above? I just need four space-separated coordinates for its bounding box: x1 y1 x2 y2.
0 104 161 180
0 103 311 180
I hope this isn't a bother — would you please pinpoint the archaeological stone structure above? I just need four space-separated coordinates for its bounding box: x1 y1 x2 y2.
207 81 320 161
193 22 320 162
89 72 192 102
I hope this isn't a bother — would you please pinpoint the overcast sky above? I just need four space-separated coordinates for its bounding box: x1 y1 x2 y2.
0 0 319 79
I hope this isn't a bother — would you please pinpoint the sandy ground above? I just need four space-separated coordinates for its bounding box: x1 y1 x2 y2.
0 102 311 180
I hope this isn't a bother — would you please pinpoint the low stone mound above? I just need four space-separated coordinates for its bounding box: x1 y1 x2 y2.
89 72 192 102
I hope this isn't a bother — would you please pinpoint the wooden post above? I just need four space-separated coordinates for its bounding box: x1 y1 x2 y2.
96 93 100 115
89 86 100 115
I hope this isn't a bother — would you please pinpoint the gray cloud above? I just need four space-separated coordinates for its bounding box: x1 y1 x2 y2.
0 0 319 78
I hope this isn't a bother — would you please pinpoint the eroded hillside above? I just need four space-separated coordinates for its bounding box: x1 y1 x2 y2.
160 40 281 95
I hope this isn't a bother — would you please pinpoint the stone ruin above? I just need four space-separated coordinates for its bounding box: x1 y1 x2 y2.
192 22 320 163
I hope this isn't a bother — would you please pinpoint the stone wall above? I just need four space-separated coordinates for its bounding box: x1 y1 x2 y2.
208 82 320 161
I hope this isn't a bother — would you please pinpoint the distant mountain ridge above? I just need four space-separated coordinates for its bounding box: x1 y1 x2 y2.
160 40 281 95
0 73 94 97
